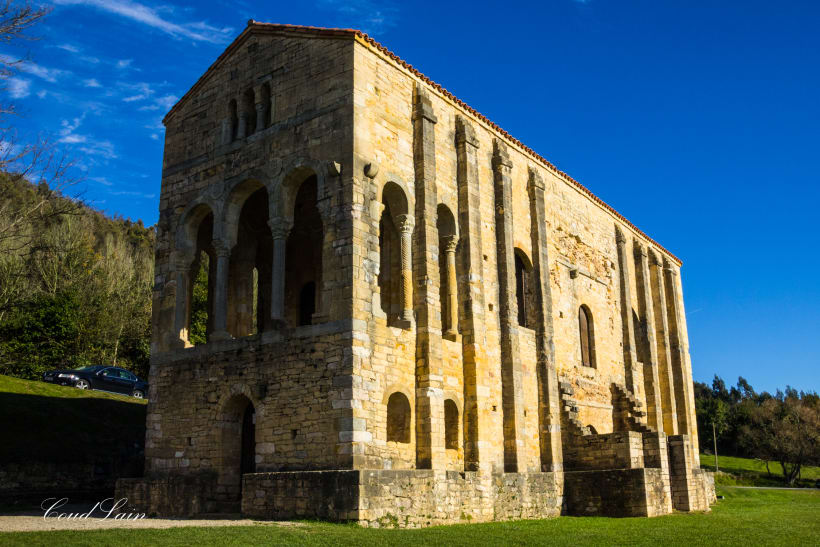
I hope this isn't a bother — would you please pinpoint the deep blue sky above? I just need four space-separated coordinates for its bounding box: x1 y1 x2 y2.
4 1 818 393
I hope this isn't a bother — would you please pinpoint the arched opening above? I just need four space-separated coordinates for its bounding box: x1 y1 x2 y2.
227 184 272 337
386 392 411 443
579 305 596 368
229 99 238 141
260 82 271 128
284 174 323 327
379 182 410 327
185 208 214 345
514 249 535 328
444 399 459 450
437 204 458 336
299 281 316 326
242 88 256 137
241 403 256 475
218 394 256 502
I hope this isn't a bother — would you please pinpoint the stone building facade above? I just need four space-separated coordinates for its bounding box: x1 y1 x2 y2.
116 21 714 526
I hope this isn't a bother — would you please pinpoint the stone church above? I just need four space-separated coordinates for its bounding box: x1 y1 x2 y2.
117 21 714 526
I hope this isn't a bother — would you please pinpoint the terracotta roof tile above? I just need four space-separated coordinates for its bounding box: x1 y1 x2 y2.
164 21 682 265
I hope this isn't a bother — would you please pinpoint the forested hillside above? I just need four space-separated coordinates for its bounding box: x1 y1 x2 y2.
0 173 154 379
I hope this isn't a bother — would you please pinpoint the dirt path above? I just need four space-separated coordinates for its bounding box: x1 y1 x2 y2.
0 505 301 533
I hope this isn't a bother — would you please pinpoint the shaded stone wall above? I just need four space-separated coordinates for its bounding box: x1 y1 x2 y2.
242 469 562 527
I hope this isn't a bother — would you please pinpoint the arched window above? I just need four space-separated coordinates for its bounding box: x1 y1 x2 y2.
284 174 323 327
444 399 459 450
579 305 595 368
386 392 411 443
299 281 316 326
379 182 410 327
260 82 271 128
226 184 272 337
242 88 256 137
514 249 535 328
437 204 458 337
229 99 238 141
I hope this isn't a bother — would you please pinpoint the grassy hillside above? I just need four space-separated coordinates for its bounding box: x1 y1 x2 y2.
0 375 146 464
3 488 818 546
700 453 820 488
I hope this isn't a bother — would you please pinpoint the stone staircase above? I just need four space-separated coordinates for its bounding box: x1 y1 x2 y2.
611 383 655 434
558 381 593 437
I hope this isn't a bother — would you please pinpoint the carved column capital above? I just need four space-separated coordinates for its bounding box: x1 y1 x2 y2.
395 214 415 234
172 253 193 272
412 87 438 124
527 166 545 192
492 139 512 171
441 235 459 253
633 240 648 259
615 225 628 245
212 239 232 258
267 217 293 239
455 116 479 148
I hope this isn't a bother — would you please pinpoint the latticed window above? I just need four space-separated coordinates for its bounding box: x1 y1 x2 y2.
579 305 595 368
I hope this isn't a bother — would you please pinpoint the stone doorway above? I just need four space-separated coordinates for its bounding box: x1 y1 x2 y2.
218 394 257 504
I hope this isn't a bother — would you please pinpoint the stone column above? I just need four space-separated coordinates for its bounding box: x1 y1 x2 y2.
455 116 497 471
210 240 232 341
411 87 444 469
253 85 266 133
395 214 414 328
268 217 292 326
670 265 700 460
172 254 192 347
442 235 459 340
664 259 695 456
527 167 563 472
650 250 678 435
220 118 232 145
634 242 664 432
492 139 527 473
237 109 248 140
615 226 640 396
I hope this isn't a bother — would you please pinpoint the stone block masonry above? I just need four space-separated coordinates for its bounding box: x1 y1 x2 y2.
115 21 712 525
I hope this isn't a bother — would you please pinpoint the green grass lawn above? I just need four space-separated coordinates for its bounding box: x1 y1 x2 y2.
700 453 820 488
1 488 817 546
0 374 146 464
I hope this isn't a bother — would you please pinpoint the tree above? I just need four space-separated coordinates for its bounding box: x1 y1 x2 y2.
740 394 820 485
699 397 729 471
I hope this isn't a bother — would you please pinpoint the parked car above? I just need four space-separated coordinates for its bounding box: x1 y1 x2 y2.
43 365 148 399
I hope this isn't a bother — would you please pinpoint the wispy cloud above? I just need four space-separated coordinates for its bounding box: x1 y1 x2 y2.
58 115 118 160
0 54 70 82
110 189 155 199
90 176 113 186
116 59 132 69
121 81 154 102
138 93 178 112
84 78 102 88
57 43 80 53
53 0 234 43
7 77 31 98
316 0 399 35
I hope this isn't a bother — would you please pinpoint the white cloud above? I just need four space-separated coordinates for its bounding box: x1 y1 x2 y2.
121 81 154 102
7 77 31 98
90 176 113 186
53 0 234 43
116 59 132 69
57 44 80 53
80 139 117 159
316 0 398 35
84 78 102 88
150 133 158 140
139 93 178 111
0 55 70 83
36 90 47 99
58 116 86 144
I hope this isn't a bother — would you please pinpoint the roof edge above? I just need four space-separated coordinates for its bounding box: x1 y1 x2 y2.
162 21 683 266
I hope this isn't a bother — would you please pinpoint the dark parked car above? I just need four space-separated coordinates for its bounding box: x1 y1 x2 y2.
43 365 148 399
